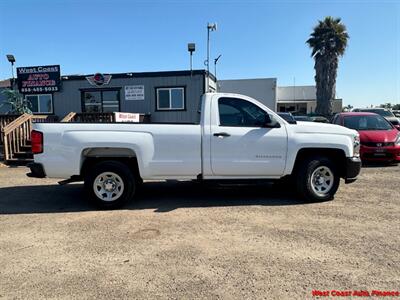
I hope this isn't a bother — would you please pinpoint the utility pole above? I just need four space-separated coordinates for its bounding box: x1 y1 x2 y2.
205 23 217 92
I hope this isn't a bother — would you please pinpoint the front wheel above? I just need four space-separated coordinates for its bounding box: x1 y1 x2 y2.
84 160 136 209
296 156 340 202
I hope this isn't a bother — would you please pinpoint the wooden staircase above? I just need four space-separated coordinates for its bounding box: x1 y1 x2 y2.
0 114 58 164
1 114 34 164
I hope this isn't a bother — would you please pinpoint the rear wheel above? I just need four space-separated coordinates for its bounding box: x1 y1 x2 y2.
84 161 136 209
296 156 339 202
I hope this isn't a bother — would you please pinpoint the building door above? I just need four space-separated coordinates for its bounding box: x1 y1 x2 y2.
82 89 120 113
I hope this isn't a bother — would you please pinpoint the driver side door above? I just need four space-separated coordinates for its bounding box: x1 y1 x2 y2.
210 96 288 177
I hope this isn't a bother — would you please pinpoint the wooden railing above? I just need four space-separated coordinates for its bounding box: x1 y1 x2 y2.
0 114 58 146
61 112 150 123
60 112 115 123
0 115 20 145
61 112 77 122
32 115 59 123
74 112 115 123
1 114 58 161
1 114 33 161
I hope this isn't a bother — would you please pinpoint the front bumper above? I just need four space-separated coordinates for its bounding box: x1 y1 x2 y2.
360 145 400 162
27 162 46 178
344 157 362 184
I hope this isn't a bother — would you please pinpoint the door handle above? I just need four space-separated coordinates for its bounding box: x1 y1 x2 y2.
213 132 231 137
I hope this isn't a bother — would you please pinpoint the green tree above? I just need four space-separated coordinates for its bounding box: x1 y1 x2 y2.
0 89 32 114
307 17 349 116
342 104 353 112
379 103 392 109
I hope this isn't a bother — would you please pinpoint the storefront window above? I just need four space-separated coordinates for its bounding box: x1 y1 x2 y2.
25 94 53 114
82 89 120 113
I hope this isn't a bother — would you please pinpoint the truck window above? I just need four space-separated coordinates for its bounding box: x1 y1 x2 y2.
218 97 267 127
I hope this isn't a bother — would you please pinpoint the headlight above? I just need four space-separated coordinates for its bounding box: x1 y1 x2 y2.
396 133 400 145
353 135 360 157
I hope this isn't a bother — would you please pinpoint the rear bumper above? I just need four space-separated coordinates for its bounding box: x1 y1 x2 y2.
344 157 362 184
27 162 46 178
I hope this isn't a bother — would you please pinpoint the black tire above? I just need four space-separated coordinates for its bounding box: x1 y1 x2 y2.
84 160 136 209
295 156 340 202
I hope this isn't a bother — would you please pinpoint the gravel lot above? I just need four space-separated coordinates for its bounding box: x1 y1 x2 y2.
0 164 399 299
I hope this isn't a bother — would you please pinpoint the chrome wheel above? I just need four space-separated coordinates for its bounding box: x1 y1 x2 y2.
310 166 334 196
93 172 125 202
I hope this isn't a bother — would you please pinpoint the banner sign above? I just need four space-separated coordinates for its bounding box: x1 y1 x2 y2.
17 65 61 93
125 85 144 100
114 112 140 123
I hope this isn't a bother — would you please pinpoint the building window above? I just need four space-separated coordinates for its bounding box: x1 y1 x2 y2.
25 94 53 114
82 89 120 113
156 87 185 110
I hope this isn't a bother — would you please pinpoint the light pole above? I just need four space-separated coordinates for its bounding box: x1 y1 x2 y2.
205 22 217 92
6 54 16 89
214 54 221 90
293 76 296 112
187 43 195 76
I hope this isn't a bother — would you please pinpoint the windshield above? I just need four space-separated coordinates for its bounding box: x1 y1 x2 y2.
359 109 394 117
344 115 393 131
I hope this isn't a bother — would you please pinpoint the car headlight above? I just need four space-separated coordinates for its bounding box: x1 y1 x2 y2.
396 133 400 145
353 135 361 157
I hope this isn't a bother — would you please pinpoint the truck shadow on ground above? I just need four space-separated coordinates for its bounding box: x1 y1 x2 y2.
0 181 313 215
362 162 399 168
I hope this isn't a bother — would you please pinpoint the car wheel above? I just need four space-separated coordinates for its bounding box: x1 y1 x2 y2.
84 160 136 209
296 156 340 202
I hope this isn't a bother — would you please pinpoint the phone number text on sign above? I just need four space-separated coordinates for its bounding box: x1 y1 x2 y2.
21 87 59 93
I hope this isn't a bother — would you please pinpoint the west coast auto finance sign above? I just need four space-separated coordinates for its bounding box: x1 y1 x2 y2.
17 65 61 93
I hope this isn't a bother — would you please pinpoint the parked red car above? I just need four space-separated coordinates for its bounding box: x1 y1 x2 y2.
333 112 400 162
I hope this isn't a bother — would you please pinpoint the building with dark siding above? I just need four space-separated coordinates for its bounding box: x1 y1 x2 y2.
0 69 216 123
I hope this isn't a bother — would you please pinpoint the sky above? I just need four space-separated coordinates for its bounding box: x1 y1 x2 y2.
0 0 399 107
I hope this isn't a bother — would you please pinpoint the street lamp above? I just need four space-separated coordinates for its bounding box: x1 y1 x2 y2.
187 43 195 76
205 22 217 92
6 54 16 89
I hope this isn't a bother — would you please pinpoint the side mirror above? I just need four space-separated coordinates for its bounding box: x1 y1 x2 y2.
264 114 281 128
264 113 272 124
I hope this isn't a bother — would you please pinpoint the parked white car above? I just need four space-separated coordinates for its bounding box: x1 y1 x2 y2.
28 93 361 208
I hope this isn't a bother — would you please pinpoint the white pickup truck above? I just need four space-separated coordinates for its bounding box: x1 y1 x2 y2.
28 93 361 208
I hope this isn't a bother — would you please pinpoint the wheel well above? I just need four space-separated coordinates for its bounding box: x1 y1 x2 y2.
81 156 141 181
293 148 347 177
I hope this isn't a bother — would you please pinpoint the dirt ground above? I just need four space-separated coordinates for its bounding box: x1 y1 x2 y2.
0 164 399 299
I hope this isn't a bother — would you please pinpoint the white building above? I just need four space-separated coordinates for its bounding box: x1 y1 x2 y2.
218 78 277 111
277 86 342 114
219 78 342 114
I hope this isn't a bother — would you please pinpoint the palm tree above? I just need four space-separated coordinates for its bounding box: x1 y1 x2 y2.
307 17 349 116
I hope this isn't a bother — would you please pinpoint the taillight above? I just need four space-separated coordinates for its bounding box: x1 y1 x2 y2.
31 130 43 154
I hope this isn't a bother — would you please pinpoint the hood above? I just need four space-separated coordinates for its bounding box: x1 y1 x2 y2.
292 121 358 138
359 129 399 143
